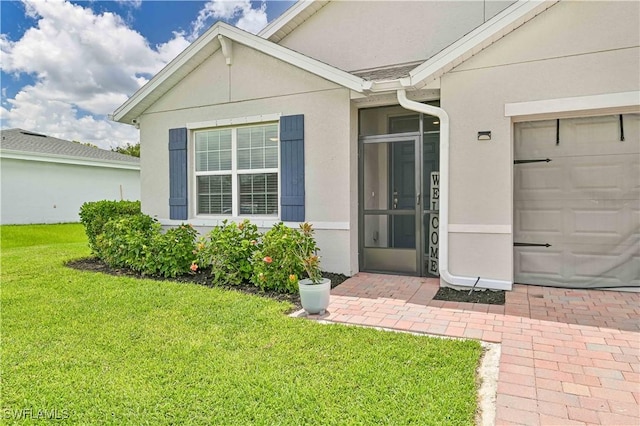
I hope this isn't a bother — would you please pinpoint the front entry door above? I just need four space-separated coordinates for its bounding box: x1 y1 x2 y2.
391 141 416 248
360 133 421 274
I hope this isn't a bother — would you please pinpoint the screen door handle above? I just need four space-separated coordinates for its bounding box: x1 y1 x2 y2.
416 193 421 206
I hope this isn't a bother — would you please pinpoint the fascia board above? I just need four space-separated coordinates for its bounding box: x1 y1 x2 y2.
366 80 405 93
259 0 318 41
408 0 558 87
0 150 141 170
113 20 364 123
219 24 365 92
112 24 224 123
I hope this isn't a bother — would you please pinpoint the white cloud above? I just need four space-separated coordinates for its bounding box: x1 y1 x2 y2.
115 0 143 9
156 31 191 64
3 87 138 149
236 2 268 34
190 0 268 39
1 0 189 148
1 0 272 150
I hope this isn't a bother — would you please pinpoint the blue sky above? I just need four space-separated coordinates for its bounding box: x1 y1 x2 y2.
0 0 295 148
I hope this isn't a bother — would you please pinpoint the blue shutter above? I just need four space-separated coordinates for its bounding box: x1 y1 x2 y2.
280 115 305 222
169 127 188 220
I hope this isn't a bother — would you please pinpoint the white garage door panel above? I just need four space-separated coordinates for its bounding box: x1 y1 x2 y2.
515 248 564 277
515 155 639 201
515 244 640 288
514 113 640 288
515 199 639 246
515 115 638 158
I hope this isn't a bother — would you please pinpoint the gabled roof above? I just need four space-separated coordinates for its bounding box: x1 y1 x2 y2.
112 0 558 123
0 128 139 169
112 21 365 124
400 0 559 90
258 0 329 43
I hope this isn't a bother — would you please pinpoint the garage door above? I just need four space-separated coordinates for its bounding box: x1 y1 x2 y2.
514 113 639 288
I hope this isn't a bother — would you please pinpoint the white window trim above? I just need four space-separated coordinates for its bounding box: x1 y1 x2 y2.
159 218 350 231
187 113 282 130
192 121 280 220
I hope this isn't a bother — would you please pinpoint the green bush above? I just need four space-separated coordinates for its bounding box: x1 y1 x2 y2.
142 224 198 278
94 213 196 278
79 200 141 254
251 223 320 293
194 220 260 286
95 213 158 270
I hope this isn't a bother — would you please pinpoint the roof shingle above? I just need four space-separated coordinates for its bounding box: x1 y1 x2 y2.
0 129 139 164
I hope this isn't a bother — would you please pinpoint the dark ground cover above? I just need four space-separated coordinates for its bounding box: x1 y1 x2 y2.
67 257 348 312
68 258 505 308
434 286 505 305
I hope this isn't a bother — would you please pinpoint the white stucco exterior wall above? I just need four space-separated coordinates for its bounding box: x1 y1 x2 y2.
278 0 515 72
138 43 357 275
0 158 140 224
440 0 640 282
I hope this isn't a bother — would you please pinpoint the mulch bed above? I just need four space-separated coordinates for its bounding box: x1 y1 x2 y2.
66 258 504 309
433 286 505 305
66 257 348 312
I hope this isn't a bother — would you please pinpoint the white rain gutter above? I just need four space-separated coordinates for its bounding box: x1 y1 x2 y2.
397 89 511 290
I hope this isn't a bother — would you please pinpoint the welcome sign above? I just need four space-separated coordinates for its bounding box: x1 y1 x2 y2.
428 172 439 276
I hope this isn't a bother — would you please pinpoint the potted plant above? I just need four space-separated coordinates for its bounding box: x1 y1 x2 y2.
296 222 331 315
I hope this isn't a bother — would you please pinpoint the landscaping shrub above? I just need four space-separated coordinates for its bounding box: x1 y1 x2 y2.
193 220 259 286
79 200 141 254
251 222 319 293
143 224 198 278
93 212 196 278
84 207 321 286
95 213 158 271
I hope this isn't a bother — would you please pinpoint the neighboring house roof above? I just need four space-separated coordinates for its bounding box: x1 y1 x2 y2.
112 0 558 124
0 128 140 170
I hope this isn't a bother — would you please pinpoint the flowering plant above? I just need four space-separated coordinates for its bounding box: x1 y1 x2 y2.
296 222 322 284
192 219 259 286
250 222 322 292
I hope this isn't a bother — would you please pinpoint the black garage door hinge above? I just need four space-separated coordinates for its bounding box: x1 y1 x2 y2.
514 158 552 164
514 242 551 247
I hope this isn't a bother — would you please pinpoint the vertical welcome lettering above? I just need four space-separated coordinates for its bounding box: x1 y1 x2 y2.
428 172 440 276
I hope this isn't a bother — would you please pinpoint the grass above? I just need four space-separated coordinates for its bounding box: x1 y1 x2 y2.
1 223 482 425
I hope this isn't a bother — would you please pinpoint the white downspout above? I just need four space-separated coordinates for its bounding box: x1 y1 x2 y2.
397 89 511 290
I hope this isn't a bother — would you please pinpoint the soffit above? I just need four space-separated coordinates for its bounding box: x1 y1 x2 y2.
259 1 330 43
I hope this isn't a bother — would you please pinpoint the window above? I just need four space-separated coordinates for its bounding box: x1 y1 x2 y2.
194 124 279 216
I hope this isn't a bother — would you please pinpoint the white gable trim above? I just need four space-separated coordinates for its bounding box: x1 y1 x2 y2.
113 21 364 124
405 0 559 90
112 1 564 122
259 1 328 43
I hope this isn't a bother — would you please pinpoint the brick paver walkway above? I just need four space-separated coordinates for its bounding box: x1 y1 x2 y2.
306 273 640 425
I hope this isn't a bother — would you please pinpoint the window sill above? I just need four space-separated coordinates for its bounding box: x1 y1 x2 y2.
158 218 351 231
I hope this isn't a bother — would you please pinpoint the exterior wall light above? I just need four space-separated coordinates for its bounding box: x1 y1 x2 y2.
477 131 492 141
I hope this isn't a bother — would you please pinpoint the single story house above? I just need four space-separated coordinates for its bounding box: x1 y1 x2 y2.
113 0 639 290
0 128 140 224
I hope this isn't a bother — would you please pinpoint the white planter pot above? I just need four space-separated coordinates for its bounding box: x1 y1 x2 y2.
298 278 331 315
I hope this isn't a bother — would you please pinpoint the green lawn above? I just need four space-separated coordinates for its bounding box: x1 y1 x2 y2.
1 224 482 425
